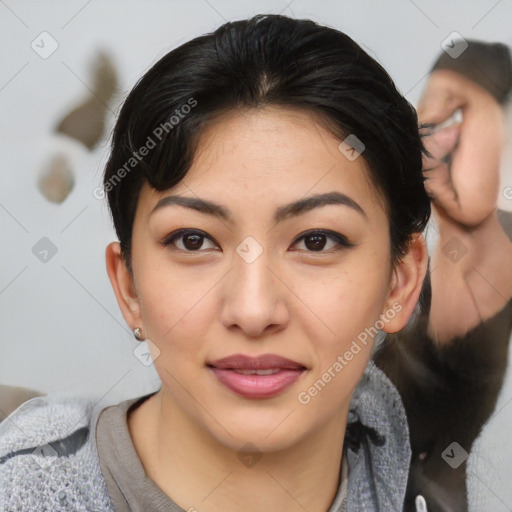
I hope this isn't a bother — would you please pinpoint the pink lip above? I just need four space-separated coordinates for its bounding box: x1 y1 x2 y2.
207 353 307 399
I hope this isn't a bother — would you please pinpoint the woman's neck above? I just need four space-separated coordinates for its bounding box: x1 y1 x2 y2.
128 389 348 512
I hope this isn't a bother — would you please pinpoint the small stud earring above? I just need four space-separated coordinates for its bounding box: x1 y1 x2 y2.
133 327 143 341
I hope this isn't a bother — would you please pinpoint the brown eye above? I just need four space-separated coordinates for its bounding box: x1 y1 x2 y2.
181 233 205 251
163 229 218 252
303 233 328 251
292 230 354 253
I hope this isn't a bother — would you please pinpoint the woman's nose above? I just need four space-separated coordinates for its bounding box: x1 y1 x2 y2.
219 241 289 338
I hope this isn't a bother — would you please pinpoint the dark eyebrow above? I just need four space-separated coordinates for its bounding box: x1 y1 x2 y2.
150 191 367 223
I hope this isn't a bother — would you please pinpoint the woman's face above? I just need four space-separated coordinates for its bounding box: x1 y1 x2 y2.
112 106 418 453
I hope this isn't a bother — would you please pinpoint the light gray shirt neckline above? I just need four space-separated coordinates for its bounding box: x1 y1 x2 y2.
96 392 349 512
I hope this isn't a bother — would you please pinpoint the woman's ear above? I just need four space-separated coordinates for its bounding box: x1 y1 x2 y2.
380 233 429 334
105 241 142 331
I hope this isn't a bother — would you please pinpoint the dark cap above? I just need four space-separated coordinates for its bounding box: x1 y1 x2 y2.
431 39 512 104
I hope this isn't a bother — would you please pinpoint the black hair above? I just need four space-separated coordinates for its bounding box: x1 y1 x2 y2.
103 13 431 272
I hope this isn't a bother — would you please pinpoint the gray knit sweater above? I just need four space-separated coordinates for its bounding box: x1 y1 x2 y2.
0 360 412 511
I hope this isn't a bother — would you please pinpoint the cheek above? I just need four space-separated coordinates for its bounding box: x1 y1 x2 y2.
293 252 390 378
292 267 388 413
135 261 216 361
300 251 390 336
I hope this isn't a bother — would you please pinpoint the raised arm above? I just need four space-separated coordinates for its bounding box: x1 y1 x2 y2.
417 68 512 344
373 47 512 511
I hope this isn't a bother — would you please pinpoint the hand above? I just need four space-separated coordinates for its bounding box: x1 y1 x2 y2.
417 69 506 228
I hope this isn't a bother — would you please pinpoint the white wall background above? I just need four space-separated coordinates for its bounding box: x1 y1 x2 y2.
1 0 512 509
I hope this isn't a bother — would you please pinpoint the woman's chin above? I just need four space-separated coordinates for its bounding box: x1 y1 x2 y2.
203 413 308 454
220 433 302 457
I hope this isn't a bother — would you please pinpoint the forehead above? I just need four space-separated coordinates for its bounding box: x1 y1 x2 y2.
138 106 386 222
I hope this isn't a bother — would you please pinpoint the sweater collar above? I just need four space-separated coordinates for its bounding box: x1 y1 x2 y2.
344 360 411 511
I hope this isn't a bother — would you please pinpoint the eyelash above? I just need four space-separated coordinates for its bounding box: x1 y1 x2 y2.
162 229 354 253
